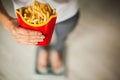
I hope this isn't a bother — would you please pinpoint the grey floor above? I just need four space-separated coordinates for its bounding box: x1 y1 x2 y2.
0 0 120 80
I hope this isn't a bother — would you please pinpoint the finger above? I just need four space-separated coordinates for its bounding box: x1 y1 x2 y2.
13 34 45 41
14 35 44 44
19 41 37 45
27 29 43 36
14 37 42 43
14 38 38 45
16 27 43 36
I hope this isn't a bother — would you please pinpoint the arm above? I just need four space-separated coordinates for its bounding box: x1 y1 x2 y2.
0 0 45 45
0 0 13 31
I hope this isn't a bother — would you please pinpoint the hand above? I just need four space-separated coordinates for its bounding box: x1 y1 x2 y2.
0 0 45 45
6 18 45 45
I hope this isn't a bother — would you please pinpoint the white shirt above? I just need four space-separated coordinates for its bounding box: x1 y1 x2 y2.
12 0 79 23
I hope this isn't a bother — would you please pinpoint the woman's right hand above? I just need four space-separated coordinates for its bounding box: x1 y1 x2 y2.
5 18 45 45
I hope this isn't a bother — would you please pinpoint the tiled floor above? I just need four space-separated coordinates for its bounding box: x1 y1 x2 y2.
0 0 120 80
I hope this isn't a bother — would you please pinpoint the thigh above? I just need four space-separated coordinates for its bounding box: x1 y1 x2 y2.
55 12 79 39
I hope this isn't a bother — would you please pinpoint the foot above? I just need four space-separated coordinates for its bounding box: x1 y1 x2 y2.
50 50 64 74
37 49 49 74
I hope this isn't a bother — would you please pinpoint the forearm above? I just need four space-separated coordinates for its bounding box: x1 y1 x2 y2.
0 0 13 31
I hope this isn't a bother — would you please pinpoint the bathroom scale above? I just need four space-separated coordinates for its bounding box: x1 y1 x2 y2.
33 47 67 80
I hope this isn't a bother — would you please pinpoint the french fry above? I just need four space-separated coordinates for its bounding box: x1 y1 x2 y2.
46 3 52 14
52 9 56 15
19 8 23 15
18 0 56 24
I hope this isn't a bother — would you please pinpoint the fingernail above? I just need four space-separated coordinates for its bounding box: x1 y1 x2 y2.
35 42 38 44
40 35 45 39
38 32 42 35
34 41 38 44
39 39 44 42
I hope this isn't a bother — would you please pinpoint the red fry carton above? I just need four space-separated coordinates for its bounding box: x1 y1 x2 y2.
16 10 57 46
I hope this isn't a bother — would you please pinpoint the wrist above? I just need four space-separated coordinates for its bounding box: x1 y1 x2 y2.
2 17 14 32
